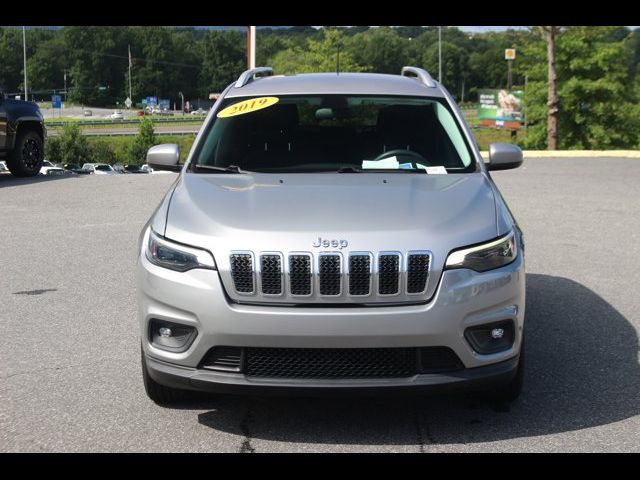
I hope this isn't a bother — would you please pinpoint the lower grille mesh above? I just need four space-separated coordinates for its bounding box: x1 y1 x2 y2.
200 346 464 378
245 347 417 378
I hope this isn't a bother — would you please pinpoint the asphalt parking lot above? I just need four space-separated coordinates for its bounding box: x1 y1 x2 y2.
1 158 639 452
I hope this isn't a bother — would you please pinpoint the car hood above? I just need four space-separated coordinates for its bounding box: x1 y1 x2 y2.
162 172 499 298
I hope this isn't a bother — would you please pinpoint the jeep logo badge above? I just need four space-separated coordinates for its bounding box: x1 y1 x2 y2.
312 237 348 249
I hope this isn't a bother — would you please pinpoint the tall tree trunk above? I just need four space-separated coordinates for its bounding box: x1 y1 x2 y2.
546 26 558 150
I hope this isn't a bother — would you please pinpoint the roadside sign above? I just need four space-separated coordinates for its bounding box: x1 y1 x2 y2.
505 49 516 60
478 89 523 130
51 94 62 109
146 96 158 107
159 99 170 110
125 97 132 108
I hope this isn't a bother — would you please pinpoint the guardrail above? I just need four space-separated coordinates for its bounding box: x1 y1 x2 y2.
45 116 206 127
47 129 199 137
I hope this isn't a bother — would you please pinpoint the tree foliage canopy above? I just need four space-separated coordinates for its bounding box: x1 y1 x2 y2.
1 25 638 149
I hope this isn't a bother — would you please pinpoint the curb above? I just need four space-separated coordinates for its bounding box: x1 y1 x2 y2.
480 150 640 158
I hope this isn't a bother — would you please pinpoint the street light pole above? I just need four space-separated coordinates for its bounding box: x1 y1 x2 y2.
438 26 442 83
22 26 28 101
179 91 184 114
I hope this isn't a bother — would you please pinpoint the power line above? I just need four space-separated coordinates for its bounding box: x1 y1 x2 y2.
70 48 200 69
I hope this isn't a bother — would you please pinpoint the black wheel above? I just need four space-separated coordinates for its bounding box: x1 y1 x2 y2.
141 346 191 405
488 334 525 403
6 129 44 177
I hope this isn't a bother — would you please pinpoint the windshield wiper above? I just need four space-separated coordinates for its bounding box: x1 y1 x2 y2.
336 166 362 173
191 164 247 174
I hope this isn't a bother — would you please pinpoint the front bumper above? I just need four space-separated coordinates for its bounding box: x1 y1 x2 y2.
137 249 525 393
144 352 519 396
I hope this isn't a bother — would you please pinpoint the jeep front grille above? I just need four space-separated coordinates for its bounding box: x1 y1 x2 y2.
227 250 432 303
407 252 430 294
319 254 341 296
260 254 282 295
348 254 371 296
230 253 254 294
378 253 400 295
289 254 312 295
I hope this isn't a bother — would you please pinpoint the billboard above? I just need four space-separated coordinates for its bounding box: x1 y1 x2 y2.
478 89 523 123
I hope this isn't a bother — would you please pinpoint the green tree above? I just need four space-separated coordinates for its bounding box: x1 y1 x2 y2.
519 26 640 149
346 27 407 74
127 118 156 164
269 29 365 74
199 30 246 95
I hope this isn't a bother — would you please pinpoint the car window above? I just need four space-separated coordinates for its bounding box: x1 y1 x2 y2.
96 165 111 171
193 95 476 173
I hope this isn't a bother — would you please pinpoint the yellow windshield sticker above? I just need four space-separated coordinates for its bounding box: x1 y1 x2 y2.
217 97 279 118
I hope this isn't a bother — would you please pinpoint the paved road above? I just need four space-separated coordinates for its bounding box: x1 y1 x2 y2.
1 158 639 452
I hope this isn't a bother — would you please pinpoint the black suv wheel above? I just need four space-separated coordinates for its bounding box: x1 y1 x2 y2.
6 129 44 177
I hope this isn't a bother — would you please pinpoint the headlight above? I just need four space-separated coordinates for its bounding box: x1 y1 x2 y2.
145 229 216 272
445 231 517 272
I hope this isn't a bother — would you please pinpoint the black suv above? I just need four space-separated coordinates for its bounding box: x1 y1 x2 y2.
0 88 46 177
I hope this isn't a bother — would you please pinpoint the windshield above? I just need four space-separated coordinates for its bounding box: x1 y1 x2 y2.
192 95 475 173
96 165 112 171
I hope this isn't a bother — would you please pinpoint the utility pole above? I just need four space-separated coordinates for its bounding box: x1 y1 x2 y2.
179 91 184 114
438 26 442 83
63 69 67 102
247 26 256 69
22 26 28 101
461 79 465 103
128 45 133 109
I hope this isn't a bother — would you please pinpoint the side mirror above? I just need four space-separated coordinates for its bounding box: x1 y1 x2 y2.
486 143 523 171
146 144 181 172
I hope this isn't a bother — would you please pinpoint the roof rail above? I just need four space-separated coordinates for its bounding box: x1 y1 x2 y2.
235 67 274 88
401 66 437 88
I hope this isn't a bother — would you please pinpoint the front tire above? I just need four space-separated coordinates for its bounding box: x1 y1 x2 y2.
141 346 191 405
6 129 44 177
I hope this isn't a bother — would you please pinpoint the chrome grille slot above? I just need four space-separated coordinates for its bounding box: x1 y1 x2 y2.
319 254 341 296
289 254 312 295
407 252 430 294
349 254 371 296
378 254 400 295
230 253 254 294
260 254 282 295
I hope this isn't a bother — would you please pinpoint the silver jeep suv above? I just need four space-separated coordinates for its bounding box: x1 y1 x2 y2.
137 66 525 404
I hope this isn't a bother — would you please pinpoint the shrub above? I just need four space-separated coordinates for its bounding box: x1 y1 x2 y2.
88 139 118 165
127 118 156 164
57 122 91 165
45 136 63 164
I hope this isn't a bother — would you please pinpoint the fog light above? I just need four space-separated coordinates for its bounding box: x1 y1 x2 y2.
149 319 197 353
159 327 172 338
464 321 514 355
491 328 504 339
